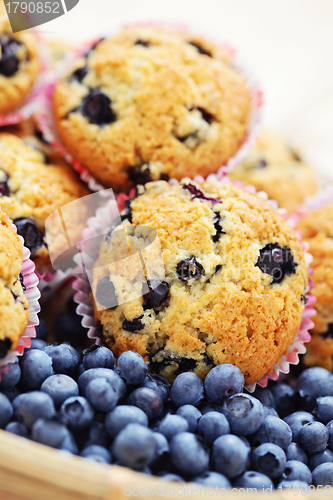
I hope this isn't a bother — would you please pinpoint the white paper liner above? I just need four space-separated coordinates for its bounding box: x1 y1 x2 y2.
71 179 315 391
0 223 41 379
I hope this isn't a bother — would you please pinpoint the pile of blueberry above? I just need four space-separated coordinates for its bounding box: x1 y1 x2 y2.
2 317 333 489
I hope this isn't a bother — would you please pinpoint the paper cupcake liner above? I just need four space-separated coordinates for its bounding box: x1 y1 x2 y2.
71 179 315 391
0 32 50 127
0 223 41 379
36 29 262 193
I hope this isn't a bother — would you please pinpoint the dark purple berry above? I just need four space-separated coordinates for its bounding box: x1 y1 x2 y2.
71 66 88 82
0 171 10 196
120 199 133 223
14 218 44 254
256 244 298 284
134 40 151 47
0 337 12 359
122 316 144 333
196 107 215 124
81 89 116 125
321 324 333 340
176 256 205 281
143 280 169 308
189 42 212 57
0 37 24 77
255 159 268 169
19 273 26 291
95 276 118 308
150 353 197 376
182 183 221 204
213 211 224 242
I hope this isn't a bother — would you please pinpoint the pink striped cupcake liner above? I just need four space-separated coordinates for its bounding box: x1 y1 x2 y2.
70 179 315 391
36 29 263 193
0 223 41 379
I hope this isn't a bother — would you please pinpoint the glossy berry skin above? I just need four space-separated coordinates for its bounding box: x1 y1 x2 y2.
169 432 209 478
80 445 111 464
78 368 126 401
233 471 274 489
197 411 230 446
0 393 13 428
85 377 119 413
308 450 333 472
279 460 312 485
222 393 264 436
204 365 244 404
112 423 157 471
127 387 163 421
81 89 116 126
142 374 170 403
41 374 79 409
252 386 276 409
313 397 333 425
156 414 189 441
170 372 204 408
14 392 55 429
176 256 205 281
60 396 94 430
0 360 21 389
263 406 279 418
29 339 47 350
312 463 333 486
256 244 297 284
283 411 316 442
193 471 231 488
44 343 80 377
271 384 296 418
14 218 44 254
250 415 292 451
298 421 328 454
176 405 202 432
35 318 49 341
117 351 148 386
251 443 287 479
212 434 250 479
5 421 28 438
20 349 54 389
296 367 333 404
143 280 169 308
32 418 78 453
286 443 308 465
105 405 148 439
82 345 115 370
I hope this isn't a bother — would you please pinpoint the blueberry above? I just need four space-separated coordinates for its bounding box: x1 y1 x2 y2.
170 432 209 478
212 212 224 242
60 396 94 430
80 445 111 464
81 421 111 449
150 353 198 377
81 89 116 126
0 337 12 358
308 450 333 471
312 463 333 486
14 218 44 254
252 443 286 479
0 171 10 197
151 432 169 470
286 443 308 465
182 183 220 203
82 344 115 370
1 386 20 402
5 421 28 438
122 316 144 332
298 421 328 454
95 276 118 308
222 393 264 436
170 372 204 408
143 280 169 309
234 471 274 489
271 383 296 417
105 405 148 439
41 374 79 409
78 368 126 401
142 373 170 403
159 473 184 482
296 367 333 404
256 244 297 284
29 339 47 350
176 256 205 281
14 392 55 429
71 66 88 82
0 37 23 77
0 360 21 389
0 393 13 428
204 364 244 404
176 405 202 432
189 42 212 57
284 411 316 441
134 39 151 47
252 386 275 409
127 387 163 421
112 423 157 470
279 460 312 484
263 406 279 418
250 415 292 450
193 471 231 488
35 318 49 341
85 377 119 413
120 199 133 223
20 349 54 389
117 351 148 385
44 343 80 377
313 396 333 425
156 414 189 441
54 311 87 346
197 411 230 446
32 418 77 453
212 434 250 479
277 480 309 491
326 420 333 451
200 402 223 414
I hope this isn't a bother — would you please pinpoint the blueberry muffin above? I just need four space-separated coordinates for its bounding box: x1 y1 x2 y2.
229 130 318 212
0 4 40 114
53 26 251 191
0 208 29 359
92 180 308 385
297 202 333 370
0 133 89 271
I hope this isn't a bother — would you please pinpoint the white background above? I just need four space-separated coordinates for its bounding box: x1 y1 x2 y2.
42 0 333 179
